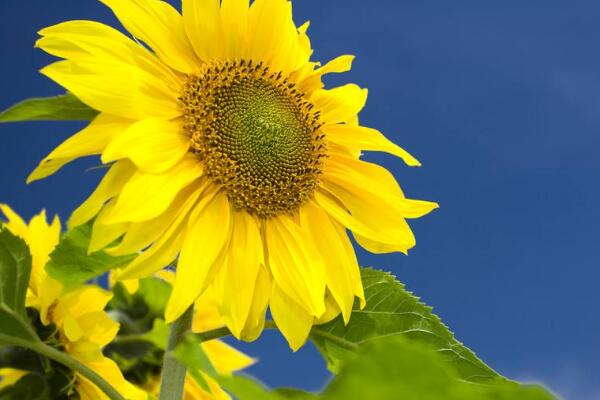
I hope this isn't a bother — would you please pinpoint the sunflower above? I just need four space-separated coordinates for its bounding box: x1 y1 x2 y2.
31 0 437 350
0 205 146 400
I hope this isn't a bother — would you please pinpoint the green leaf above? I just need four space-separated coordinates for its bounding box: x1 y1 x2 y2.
137 277 172 317
142 319 170 351
0 373 51 400
311 267 500 383
274 388 318 399
0 93 97 122
320 336 556 400
45 222 135 291
216 375 290 400
0 229 38 344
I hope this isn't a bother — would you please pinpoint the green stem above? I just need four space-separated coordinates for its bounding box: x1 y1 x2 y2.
309 327 358 351
3 336 125 400
117 318 359 353
191 320 277 342
194 326 232 342
159 305 195 400
192 320 358 351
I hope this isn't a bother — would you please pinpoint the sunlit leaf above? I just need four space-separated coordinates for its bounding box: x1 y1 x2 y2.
311 267 499 382
0 93 97 122
0 229 38 344
137 278 172 317
143 319 170 351
45 222 134 291
321 336 555 400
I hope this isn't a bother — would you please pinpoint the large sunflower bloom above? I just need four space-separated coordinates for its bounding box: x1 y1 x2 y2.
31 0 437 349
0 206 146 400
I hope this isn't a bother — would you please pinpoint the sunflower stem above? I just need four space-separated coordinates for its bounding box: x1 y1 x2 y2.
3 336 125 400
159 304 195 400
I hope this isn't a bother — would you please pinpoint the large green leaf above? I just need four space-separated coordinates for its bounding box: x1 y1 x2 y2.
0 229 39 344
45 222 135 291
175 333 553 400
321 336 556 400
311 267 499 383
0 93 97 122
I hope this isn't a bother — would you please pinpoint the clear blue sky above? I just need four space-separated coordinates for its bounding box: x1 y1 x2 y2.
1 1 598 398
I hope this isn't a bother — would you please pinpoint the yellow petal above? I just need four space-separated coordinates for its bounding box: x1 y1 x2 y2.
38 277 64 325
0 204 29 241
247 0 309 73
239 264 271 342
311 84 368 124
324 124 421 167
182 0 224 61
36 20 180 89
68 341 104 364
318 154 438 254
103 156 203 224
0 368 27 390
201 340 255 375
213 211 262 338
68 161 135 229
74 373 106 400
325 154 438 218
41 60 180 120
165 189 231 323
297 21 312 57
102 119 190 174
183 373 230 400
27 211 61 294
193 286 226 333
314 293 342 325
106 185 199 256
100 0 199 73
53 286 113 326
118 226 185 281
28 114 133 183
117 185 205 280
297 55 354 93
265 215 326 317
314 188 410 254
321 182 417 254
220 0 249 59
81 357 148 400
89 203 128 253
300 201 360 323
77 311 120 347
270 284 313 351
63 315 84 342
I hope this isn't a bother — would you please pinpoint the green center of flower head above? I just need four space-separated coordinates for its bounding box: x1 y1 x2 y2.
182 60 326 218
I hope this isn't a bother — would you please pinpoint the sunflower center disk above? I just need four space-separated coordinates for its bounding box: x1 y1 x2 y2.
182 60 326 218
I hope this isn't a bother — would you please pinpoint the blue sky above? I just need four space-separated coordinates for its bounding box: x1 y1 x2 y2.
1 1 599 398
